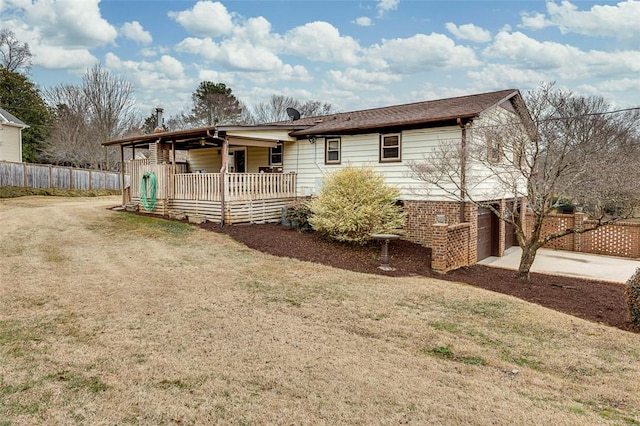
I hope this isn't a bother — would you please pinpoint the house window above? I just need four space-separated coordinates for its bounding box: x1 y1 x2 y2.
269 144 282 166
380 133 401 162
488 138 502 163
325 138 341 164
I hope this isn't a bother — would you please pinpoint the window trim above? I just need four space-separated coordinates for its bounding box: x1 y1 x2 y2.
488 137 502 163
324 137 341 165
269 143 283 166
379 133 402 163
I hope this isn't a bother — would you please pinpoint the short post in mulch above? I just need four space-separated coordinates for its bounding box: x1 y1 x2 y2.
371 233 400 271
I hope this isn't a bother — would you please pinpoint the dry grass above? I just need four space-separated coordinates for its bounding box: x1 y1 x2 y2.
1 196 640 425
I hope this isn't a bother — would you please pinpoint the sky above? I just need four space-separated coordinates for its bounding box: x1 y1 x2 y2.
1 0 639 119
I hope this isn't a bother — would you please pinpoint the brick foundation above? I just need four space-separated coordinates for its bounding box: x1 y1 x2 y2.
403 200 464 247
403 200 476 273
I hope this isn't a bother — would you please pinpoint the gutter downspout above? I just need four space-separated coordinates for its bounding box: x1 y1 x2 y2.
457 118 468 223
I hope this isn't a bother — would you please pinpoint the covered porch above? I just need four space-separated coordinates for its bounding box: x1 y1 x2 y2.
104 125 303 225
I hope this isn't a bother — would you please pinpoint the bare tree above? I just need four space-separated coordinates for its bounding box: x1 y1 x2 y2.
408 83 640 279
43 85 95 168
42 65 137 170
83 64 137 142
0 29 32 74
253 94 335 123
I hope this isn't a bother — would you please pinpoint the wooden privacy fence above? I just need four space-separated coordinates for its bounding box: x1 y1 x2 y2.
0 161 128 190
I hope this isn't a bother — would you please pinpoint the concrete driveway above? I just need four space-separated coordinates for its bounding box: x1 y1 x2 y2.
479 247 640 283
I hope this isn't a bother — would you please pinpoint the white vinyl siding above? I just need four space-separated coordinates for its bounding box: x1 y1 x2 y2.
282 128 463 200
0 125 23 162
465 106 529 201
188 146 273 174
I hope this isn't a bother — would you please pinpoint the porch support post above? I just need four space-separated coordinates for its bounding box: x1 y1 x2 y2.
120 144 126 206
220 135 229 226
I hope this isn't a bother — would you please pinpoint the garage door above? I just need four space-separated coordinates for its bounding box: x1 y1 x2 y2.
477 207 498 261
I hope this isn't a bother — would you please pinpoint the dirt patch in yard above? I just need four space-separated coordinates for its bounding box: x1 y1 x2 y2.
200 222 638 333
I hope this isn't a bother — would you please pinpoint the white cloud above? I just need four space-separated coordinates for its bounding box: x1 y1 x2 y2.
229 16 281 50
283 21 362 65
121 21 152 44
354 16 373 27
445 22 491 43
519 12 552 30
484 31 578 69
410 83 476 102
0 0 116 71
484 31 640 79
549 0 640 38
328 68 401 92
139 47 169 58
104 52 193 95
216 40 286 71
377 0 399 18
467 64 547 92
241 64 312 85
175 37 218 60
595 78 640 92
33 45 98 70
176 36 284 72
197 69 236 86
168 1 234 38
369 33 481 73
25 0 117 48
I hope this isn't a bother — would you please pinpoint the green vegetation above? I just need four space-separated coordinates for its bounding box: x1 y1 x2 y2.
308 166 405 244
0 187 119 198
283 201 312 232
626 268 640 326
426 345 486 366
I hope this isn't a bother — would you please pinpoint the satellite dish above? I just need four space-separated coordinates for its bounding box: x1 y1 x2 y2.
286 107 301 121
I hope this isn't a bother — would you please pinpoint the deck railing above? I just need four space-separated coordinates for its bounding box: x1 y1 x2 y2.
128 159 297 202
173 173 221 201
224 172 297 201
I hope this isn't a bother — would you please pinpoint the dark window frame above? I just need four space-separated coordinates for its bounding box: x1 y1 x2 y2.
379 133 402 163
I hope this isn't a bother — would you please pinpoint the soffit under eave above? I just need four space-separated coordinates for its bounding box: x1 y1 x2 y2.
225 129 297 142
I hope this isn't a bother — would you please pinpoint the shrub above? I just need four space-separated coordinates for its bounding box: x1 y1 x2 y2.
626 267 640 326
283 201 312 232
308 166 405 245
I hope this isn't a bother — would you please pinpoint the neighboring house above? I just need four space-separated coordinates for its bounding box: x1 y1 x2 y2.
0 107 28 162
104 89 533 270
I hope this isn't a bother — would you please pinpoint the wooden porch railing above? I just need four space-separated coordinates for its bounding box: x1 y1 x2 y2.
173 173 221 200
224 172 297 201
172 172 296 201
128 159 297 202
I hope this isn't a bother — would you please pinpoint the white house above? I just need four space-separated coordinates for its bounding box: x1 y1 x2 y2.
0 107 28 162
105 89 533 269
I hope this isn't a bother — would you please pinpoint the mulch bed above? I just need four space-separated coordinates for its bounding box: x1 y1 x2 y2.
199 222 638 333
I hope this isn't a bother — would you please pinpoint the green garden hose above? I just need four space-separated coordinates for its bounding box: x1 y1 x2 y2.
139 172 157 212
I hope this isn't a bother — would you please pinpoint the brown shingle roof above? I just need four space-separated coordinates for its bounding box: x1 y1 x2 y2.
289 89 520 137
